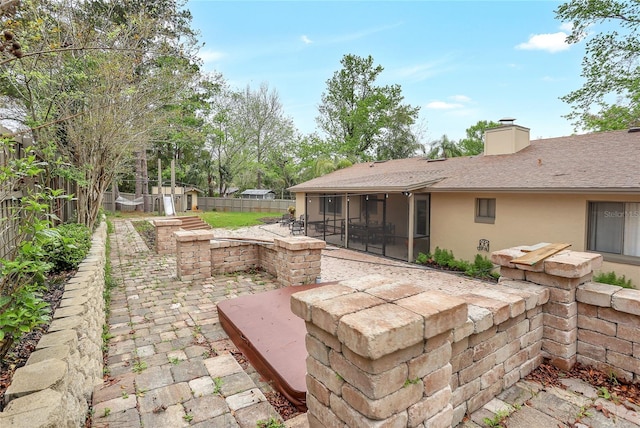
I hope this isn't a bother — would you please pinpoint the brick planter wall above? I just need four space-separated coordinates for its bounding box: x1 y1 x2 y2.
154 218 182 254
0 221 108 428
492 246 639 383
291 274 549 427
175 230 215 281
292 246 637 427
175 232 325 287
576 283 640 382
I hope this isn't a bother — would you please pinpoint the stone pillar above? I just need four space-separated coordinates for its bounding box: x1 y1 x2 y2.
291 276 467 427
273 237 325 286
154 218 182 254
175 230 215 281
491 247 602 370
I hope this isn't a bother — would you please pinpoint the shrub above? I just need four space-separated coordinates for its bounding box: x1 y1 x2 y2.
415 252 430 264
433 247 455 267
449 258 471 272
42 223 92 273
594 271 634 289
465 254 495 278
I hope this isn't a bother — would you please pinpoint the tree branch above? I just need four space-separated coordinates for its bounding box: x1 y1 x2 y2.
0 46 146 66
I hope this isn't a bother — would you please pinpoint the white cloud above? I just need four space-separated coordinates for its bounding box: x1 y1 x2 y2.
450 95 471 103
559 22 573 33
301 35 313 44
198 49 225 63
516 32 570 53
426 101 464 110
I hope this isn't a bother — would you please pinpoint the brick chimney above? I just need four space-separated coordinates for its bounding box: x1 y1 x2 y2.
484 118 531 155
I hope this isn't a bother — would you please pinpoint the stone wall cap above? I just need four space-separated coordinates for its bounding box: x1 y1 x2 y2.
291 284 356 321
174 229 215 241
611 287 640 316
491 248 526 268
543 253 594 278
274 236 326 250
153 219 182 226
337 303 424 359
1 388 63 426
5 359 67 401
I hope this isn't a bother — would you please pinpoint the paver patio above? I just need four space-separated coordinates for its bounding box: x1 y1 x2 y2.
92 219 640 428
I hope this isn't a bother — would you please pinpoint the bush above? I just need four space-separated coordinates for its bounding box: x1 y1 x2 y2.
433 247 455 267
465 254 495 278
42 223 92 273
594 271 634 289
449 258 471 272
415 252 430 264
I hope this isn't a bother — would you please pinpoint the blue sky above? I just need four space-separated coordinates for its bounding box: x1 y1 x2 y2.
186 1 587 143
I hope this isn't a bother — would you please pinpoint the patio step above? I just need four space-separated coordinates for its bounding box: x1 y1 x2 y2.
178 216 211 230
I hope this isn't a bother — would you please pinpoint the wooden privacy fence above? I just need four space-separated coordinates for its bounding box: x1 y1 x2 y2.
102 191 293 214
196 196 293 213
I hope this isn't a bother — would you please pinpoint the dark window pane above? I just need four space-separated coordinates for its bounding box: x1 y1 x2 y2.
589 202 624 254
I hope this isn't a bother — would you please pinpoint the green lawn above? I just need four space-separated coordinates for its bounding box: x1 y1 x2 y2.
197 211 283 229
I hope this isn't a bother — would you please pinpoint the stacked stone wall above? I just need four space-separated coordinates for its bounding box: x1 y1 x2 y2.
0 222 108 428
493 246 639 383
174 232 325 287
575 283 640 382
153 219 181 254
291 274 549 427
210 240 261 274
293 246 632 427
175 230 215 281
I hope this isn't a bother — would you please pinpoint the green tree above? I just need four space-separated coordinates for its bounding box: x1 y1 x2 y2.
234 82 295 189
458 120 500 155
426 134 462 159
1 0 202 227
556 0 640 130
316 54 420 161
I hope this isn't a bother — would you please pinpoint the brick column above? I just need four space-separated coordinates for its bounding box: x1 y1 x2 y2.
291 276 467 427
175 230 215 281
491 247 602 370
273 237 325 286
153 219 182 254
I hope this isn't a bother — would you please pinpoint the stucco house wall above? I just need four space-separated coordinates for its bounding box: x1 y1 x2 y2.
430 192 640 285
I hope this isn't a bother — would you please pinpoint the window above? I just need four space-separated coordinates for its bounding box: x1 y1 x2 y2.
475 198 496 224
320 195 343 215
588 202 640 257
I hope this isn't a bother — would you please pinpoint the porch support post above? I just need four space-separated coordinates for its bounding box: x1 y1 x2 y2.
345 193 349 248
407 193 415 262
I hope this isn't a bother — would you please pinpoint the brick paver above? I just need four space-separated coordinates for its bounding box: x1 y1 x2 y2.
93 220 640 428
92 220 284 427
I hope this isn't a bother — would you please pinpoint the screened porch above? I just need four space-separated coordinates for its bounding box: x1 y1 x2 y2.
304 192 431 262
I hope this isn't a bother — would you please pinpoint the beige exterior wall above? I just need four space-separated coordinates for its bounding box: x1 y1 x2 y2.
430 192 640 286
295 194 306 218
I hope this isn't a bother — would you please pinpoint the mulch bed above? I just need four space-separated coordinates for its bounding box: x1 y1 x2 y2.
526 361 640 407
0 271 73 411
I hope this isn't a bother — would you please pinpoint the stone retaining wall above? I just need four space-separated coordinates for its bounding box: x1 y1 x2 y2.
175 230 325 287
292 246 636 427
0 221 108 428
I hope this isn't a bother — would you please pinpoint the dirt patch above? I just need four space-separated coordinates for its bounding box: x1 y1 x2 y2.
131 220 156 249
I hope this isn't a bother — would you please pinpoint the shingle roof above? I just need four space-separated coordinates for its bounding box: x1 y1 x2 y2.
289 130 640 193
